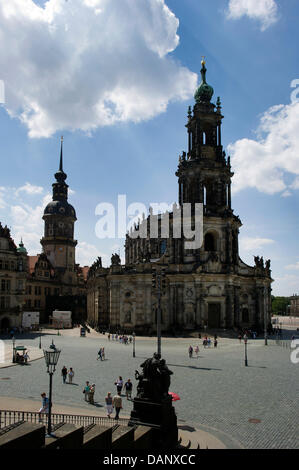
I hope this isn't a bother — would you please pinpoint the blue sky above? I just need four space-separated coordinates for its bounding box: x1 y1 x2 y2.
0 0 298 296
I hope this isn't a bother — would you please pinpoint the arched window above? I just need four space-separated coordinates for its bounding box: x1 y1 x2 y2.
204 233 215 251
160 240 167 255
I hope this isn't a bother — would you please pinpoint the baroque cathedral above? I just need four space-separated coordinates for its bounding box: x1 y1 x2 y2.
87 60 273 334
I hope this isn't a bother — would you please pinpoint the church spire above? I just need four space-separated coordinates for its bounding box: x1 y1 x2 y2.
59 136 63 172
55 136 67 184
53 137 68 201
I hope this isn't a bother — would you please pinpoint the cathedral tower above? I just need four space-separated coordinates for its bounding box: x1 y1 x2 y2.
176 58 240 270
41 138 77 287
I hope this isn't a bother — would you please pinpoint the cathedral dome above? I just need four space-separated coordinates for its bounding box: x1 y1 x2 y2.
194 59 214 104
17 240 27 254
44 199 76 218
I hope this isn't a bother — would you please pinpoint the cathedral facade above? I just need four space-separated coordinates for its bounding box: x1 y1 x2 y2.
88 61 273 334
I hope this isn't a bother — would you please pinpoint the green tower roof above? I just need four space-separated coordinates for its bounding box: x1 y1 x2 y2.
17 239 27 254
194 58 214 104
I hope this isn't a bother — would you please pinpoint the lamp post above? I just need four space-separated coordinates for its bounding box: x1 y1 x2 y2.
264 287 268 346
43 342 61 437
244 335 248 367
12 336 16 363
39 333 42 349
132 331 136 358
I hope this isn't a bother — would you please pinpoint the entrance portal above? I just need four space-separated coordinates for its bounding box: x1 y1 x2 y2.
0 317 10 331
208 303 221 328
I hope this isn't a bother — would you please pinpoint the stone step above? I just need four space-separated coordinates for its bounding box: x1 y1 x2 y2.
112 424 135 449
133 425 153 449
82 424 112 449
0 421 45 449
44 423 84 449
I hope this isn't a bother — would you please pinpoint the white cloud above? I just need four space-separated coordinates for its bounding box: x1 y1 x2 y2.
228 102 299 195
227 0 278 31
10 193 52 254
0 0 197 138
285 261 299 271
239 236 275 251
16 182 44 196
273 273 299 296
76 241 109 266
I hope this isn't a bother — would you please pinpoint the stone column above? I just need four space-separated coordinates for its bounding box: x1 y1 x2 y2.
225 287 234 328
234 286 240 327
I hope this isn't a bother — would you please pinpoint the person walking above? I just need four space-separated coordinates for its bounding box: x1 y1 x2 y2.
105 392 113 418
112 394 122 420
101 347 105 361
195 345 199 357
124 379 133 400
61 366 68 384
68 367 74 384
89 384 95 404
214 339 218 348
83 381 90 402
115 376 123 395
188 345 193 358
23 351 30 364
39 393 49 421
97 348 102 361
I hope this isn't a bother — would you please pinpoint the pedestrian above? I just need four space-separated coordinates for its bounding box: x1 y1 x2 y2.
97 348 102 360
195 345 199 357
238 334 242 343
83 381 90 402
115 376 123 395
108 333 110 341
188 345 193 358
101 347 105 360
105 392 113 418
39 393 49 421
112 393 122 420
23 351 30 364
68 367 74 384
124 379 133 400
61 365 68 384
89 384 95 404
207 338 211 348
214 339 218 348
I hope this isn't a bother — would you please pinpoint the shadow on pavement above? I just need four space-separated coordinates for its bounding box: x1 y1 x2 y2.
168 363 222 371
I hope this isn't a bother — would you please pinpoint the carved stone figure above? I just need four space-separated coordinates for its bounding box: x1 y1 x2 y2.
111 253 121 266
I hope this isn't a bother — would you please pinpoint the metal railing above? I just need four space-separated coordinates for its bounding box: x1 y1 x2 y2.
0 410 130 430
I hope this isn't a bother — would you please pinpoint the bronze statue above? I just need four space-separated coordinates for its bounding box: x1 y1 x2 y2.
135 353 173 402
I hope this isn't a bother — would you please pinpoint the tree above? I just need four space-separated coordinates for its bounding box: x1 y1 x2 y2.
271 296 290 316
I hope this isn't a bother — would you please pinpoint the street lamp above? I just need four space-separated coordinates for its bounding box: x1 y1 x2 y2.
244 335 248 367
12 336 16 363
43 342 61 437
132 332 136 358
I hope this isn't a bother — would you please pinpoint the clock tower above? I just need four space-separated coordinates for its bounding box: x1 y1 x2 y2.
41 138 77 289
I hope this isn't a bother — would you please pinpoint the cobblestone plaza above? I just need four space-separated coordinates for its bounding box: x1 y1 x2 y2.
0 328 298 449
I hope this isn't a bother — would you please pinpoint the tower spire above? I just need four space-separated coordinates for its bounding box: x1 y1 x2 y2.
59 136 63 172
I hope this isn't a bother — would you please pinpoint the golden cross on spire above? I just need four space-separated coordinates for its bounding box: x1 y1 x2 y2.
201 55 206 65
